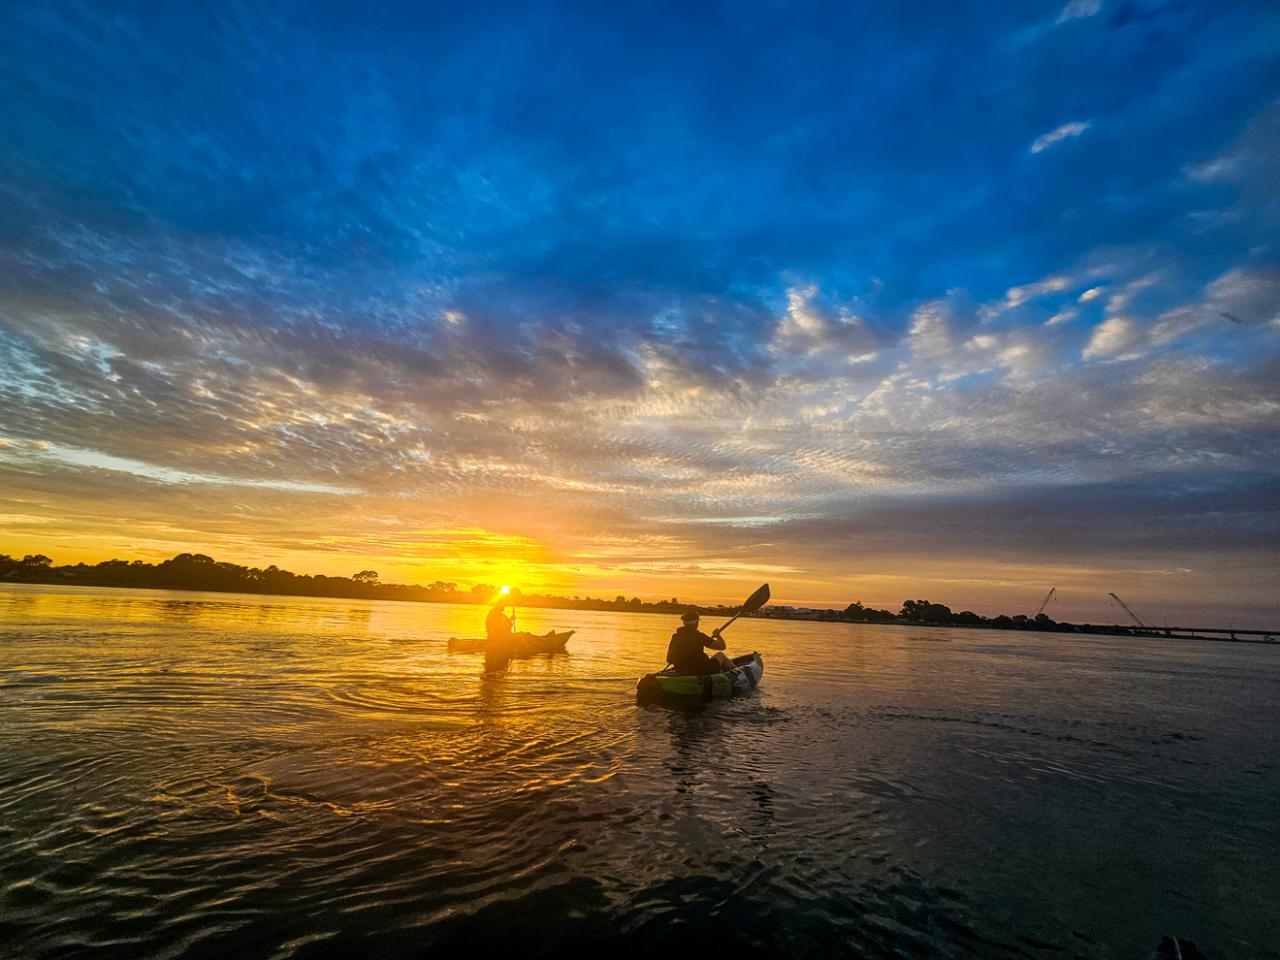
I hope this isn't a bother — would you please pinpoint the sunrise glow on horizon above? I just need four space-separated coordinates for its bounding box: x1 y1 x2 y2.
1 3 1278 626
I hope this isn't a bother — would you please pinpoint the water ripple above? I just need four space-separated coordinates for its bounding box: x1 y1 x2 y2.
1 585 1277 959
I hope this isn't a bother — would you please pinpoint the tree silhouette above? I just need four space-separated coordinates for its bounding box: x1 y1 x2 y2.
0 550 1083 634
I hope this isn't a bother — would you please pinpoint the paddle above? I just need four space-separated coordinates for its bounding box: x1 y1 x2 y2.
714 583 770 637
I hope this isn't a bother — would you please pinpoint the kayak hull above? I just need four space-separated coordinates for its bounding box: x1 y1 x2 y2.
447 630 574 655
636 652 763 703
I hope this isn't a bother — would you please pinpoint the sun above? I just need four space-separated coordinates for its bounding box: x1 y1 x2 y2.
499 585 511 595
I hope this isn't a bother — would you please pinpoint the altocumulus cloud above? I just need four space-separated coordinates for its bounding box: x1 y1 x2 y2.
1030 121 1093 154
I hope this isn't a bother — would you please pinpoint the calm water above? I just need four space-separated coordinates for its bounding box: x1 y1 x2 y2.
1 585 1277 959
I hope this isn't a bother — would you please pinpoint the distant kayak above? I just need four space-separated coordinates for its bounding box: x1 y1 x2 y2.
447 630 574 655
636 652 764 703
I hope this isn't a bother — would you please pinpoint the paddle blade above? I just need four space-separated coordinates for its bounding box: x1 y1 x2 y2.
740 583 770 614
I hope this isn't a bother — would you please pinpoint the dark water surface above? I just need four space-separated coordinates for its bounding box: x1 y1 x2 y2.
1 585 1277 959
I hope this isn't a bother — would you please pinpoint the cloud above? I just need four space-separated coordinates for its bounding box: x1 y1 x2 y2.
770 285 880 362
27 444 360 494
1104 272 1162 314
1186 156 1241 184
1046 308 1077 326
1151 268 1280 344
1057 0 1103 24
1182 102 1280 231
1082 315 1143 359
1001 275 1073 309
905 292 990 368
4 256 1278 617
1029 121 1093 154
1075 266 1280 364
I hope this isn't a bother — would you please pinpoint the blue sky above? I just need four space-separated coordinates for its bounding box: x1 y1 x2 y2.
1 1 1278 623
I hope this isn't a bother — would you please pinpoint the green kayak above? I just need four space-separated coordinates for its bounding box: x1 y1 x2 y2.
636 652 764 703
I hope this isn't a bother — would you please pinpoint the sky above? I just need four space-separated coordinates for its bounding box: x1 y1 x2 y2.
1 1 1278 626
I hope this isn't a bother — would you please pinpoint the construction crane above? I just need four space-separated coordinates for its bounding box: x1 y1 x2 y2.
1107 592 1148 629
1033 587 1056 618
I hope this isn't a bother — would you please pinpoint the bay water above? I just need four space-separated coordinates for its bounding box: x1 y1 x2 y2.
1 584 1276 958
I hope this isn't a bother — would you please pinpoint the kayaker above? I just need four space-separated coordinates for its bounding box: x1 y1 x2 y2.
485 598 514 641
666 611 735 675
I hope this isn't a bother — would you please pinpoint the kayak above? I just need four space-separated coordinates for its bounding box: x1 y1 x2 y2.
447 630 574 655
636 652 764 703
447 630 574 654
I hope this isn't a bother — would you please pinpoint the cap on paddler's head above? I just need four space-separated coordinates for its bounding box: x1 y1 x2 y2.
681 611 700 624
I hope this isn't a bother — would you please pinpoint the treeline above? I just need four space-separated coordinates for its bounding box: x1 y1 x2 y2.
841 597 1097 633
870 597 1065 630
2 552 1112 632
0 552 732 616
758 598 1098 633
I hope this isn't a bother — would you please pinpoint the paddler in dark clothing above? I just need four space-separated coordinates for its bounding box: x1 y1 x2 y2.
667 610 735 674
485 599 514 641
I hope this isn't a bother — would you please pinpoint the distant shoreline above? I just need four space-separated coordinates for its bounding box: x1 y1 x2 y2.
3 576 1275 646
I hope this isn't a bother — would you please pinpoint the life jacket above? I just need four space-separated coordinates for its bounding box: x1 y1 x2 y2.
666 624 708 670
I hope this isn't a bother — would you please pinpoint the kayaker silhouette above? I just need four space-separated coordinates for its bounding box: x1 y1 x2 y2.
485 597 513 641
666 611 735 674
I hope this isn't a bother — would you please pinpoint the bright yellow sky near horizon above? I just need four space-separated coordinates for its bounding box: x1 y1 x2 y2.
3 469 1275 627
